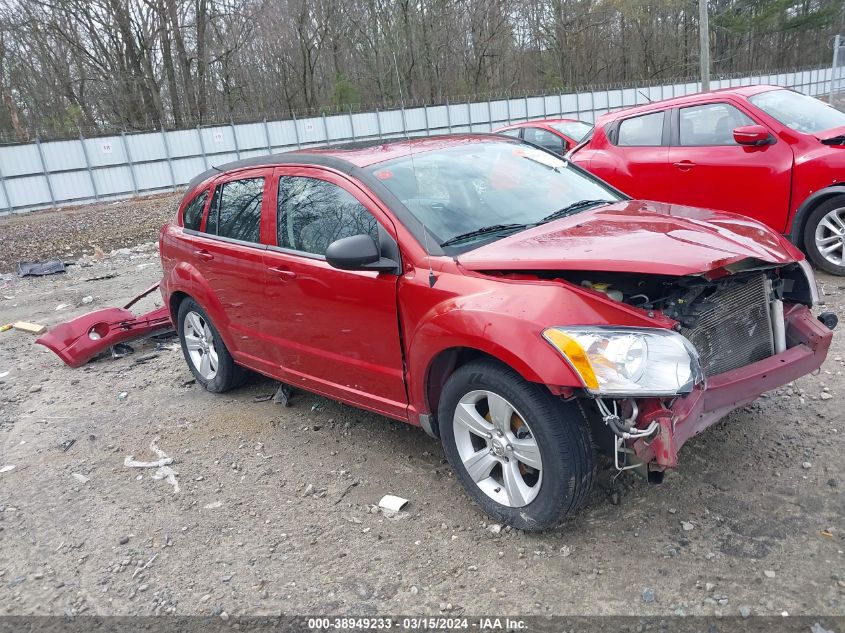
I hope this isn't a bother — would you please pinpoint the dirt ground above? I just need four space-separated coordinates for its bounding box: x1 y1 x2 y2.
0 200 843 621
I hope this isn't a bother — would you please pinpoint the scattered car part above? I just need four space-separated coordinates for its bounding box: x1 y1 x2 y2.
12 321 47 335
378 495 409 512
35 283 172 368
17 260 65 277
273 383 294 407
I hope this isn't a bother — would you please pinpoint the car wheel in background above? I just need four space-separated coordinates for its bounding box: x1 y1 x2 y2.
804 195 845 276
438 359 596 531
177 298 246 392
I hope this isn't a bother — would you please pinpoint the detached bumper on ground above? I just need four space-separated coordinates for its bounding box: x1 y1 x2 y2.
633 304 833 468
35 283 172 368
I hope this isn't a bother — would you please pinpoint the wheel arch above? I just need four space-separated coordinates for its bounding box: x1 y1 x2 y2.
789 185 845 247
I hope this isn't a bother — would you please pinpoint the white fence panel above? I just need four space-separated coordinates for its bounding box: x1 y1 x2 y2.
0 65 832 214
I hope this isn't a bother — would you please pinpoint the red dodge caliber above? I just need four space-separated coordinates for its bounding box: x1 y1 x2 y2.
159 135 833 530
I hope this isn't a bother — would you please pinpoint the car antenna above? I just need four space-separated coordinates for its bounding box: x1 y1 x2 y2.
637 90 652 103
392 51 436 288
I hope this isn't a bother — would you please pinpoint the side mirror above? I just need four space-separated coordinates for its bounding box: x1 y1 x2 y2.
325 234 398 273
733 125 773 146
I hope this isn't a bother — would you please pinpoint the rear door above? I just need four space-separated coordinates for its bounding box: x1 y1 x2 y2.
667 101 794 230
187 168 271 363
609 110 672 200
260 166 407 419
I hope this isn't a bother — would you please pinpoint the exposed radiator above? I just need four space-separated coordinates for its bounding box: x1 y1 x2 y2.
681 273 775 376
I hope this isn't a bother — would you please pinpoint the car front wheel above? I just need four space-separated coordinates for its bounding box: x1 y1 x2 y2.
177 298 246 392
804 195 845 276
438 359 595 531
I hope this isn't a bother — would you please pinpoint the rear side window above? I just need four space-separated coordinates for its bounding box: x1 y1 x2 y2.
499 128 521 139
679 103 755 146
182 191 207 231
617 111 664 146
277 176 378 256
205 177 264 243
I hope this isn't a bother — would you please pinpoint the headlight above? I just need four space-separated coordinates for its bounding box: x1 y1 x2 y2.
543 327 703 396
797 258 820 306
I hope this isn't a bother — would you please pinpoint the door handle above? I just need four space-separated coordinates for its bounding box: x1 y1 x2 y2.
673 160 696 171
195 249 214 261
268 266 297 281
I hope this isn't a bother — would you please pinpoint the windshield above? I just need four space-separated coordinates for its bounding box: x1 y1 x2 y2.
367 140 621 253
551 121 593 142
749 89 845 134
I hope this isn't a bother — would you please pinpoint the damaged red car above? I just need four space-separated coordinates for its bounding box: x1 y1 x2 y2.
154 135 833 530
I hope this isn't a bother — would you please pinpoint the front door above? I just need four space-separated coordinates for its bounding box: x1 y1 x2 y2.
260 167 407 419
667 101 794 231
612 110 672 200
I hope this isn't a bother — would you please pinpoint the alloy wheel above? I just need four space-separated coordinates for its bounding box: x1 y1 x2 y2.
814 206 845 267
183 310 219 380
452 390 543 507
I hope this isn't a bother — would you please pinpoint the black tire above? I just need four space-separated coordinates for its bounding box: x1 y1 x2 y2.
803 195 845 276
438 359 596 531
177 298 247 393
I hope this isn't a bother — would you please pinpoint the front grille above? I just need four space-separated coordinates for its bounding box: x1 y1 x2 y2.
680 273 774 376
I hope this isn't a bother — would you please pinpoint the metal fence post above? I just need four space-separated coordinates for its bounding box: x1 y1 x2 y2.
322 113 331 145
263 118 272 153
197 126 208 169
445 100 452 133
831 34 841 104
230 120 241 158
291 112 302 148
160 129 176 189
375 108 383 139
574 92 580 119
0 155 12 213
523 95 529 121
78 131 99 202
506 97 512 125
121 131 138 196
422 104 430 135
486 98 493 131
34 136 56 207
467 101 472 132
348 107 356 141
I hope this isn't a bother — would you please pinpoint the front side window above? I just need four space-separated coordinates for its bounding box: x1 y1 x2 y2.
182 190 208 231
523 127 565 153
679 103 754 146
617 111 664 146
277 176 378 256
368 140 621 253
749 88 845 134
205 177 264 243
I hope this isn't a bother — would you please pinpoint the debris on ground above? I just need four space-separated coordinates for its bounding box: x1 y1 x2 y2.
0 465 15 473
379 494 409 512
60 439 76 452
71 473 89 484
273 383 294 407
124 437 180 494
11 321 47 335
132 553 158 579
17 260 66 277
111 343 135 359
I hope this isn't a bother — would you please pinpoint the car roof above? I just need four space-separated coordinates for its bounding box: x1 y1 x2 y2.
594 84 783 124
185 133 508 191
504 118 586 127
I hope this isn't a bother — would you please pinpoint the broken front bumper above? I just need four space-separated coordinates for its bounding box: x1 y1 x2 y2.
632 304 832 469
36 283 172 368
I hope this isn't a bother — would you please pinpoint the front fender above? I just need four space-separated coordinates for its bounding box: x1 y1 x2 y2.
402 272 673 416
788 185 845 245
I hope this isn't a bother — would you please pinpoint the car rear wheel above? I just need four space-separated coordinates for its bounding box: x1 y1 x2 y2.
804 196 845 276
438 359 595 531
177 298 246 392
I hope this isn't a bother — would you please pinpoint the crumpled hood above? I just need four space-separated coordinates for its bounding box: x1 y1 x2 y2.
457 200 802 276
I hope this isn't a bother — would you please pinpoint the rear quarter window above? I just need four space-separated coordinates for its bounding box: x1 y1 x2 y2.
182 191 208 231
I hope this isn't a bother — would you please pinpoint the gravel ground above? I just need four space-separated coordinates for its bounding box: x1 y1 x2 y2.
0 193 180 273
0 200 843 621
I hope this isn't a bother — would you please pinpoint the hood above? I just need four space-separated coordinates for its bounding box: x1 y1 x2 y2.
816 125 845 145
457 200 801 276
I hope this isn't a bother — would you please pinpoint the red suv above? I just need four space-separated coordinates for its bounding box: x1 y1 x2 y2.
159 135 832 530
569 86 845 274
